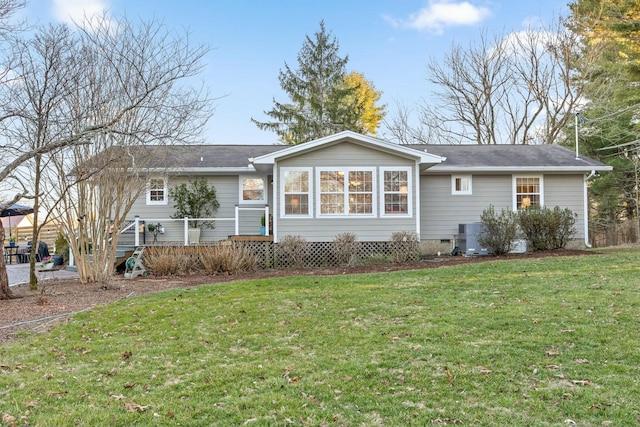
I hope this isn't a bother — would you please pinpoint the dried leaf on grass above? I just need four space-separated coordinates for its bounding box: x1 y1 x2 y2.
124 401 149 412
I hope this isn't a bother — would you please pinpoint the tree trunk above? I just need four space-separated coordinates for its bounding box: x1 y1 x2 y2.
0 222 15 300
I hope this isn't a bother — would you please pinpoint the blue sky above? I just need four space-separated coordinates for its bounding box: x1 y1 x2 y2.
24 0 570 145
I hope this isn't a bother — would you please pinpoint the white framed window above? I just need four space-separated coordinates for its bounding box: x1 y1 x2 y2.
146 177 168 205
317 168 376 217
281 168 312 217
381 167 412 216
239 176 266 204
452 175 472 195
513 175 543 210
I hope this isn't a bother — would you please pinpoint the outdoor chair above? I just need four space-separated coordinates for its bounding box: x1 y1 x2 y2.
25 241 50 262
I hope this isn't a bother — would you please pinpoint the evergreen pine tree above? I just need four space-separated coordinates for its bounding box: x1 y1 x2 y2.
252 21 364 145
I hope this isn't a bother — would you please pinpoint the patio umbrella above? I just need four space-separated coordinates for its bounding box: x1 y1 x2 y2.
0 204 34 237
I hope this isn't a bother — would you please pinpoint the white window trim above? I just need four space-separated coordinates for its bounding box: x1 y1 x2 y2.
380 167 412 218
146 177 168 205
512 175 544 211
280 167 313 218
239 175 267 204
452 175 472 195
316 167 377 218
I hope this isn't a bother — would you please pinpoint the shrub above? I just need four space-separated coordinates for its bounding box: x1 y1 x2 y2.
389 231 420 263
333 232 359 266
54 231 70 259
198 243 257 275
277 235 308 268
518 205 577 251
142 246 194 276
478 205 520 256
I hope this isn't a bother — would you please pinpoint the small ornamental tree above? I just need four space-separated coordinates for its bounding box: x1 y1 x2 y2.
169 178 220 229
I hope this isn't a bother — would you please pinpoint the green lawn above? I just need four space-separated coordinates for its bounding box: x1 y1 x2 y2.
1 249 639 426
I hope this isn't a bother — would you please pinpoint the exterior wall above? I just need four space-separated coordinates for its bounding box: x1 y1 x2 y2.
275 142 419 242
126 147 589 248
420 173 587 254
129 175 262 243
543 174 585 240
421 174 511 241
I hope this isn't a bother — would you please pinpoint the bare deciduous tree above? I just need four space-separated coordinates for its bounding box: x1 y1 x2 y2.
44 14 212 284
382 101 433 145
389 20 601 145
0 9 213 297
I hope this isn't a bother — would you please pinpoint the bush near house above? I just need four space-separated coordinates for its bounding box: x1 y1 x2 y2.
477 205 520 256
333 232 359 266
198 244 258 274
139 230 428 277
389 231 420 263
276 235 309 268
478 204 577 254
518 205 577 251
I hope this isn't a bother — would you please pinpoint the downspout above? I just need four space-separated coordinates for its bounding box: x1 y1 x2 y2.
272 159 278 242
583 171 597 248
415 159 420 239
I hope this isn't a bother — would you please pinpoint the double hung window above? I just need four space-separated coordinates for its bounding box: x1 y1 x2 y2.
282 169 311 216
514 176 542 210
240 176 266 203
382 168 411 215
146 177 168 205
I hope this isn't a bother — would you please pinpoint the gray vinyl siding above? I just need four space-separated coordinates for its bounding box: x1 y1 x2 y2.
276 142 418 242
277 142 414 168
544 174 585 239
421 173 586 240
130 175 253 242
421 174 511 240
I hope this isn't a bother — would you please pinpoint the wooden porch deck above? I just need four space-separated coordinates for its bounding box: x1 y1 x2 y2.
228 235 273 242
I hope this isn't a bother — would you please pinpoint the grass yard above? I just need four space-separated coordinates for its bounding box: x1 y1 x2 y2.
1 248 639 426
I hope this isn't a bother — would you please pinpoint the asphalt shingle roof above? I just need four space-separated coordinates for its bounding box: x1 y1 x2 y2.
408 144 607 170
131 142 608 172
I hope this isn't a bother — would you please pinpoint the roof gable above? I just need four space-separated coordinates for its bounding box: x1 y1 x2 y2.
251 131 445 166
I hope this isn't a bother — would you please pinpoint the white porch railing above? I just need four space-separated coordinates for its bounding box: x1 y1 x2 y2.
131 206 270 246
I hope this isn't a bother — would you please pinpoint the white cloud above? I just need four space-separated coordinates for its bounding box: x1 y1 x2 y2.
521 16 545 30
386 1 492 35
51 0 109 25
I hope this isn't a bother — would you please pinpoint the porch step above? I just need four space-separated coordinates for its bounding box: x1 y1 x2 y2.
114 245 136 269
